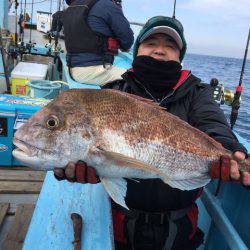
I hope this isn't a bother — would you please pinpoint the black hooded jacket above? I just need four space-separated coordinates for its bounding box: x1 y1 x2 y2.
102 70 248 212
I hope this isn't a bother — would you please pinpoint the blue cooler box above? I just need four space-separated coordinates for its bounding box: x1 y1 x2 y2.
0 94 49 166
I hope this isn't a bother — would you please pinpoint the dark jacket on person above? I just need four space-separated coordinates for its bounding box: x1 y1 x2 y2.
62 0 134 67
102 69 248 249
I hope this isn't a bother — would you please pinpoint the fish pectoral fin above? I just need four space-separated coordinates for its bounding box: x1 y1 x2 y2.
100 177 129 210
165 175 211 191
97 147 164 175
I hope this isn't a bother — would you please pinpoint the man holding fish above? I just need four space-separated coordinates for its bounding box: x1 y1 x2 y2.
13 16 250 250
52 16 250 250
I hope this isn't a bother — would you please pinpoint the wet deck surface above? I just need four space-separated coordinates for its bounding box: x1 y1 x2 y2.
0 168 45 250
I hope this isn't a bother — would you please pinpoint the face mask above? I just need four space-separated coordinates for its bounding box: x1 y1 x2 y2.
132 55 182 98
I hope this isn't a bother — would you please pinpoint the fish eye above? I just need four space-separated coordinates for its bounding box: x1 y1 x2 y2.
46 115 60 129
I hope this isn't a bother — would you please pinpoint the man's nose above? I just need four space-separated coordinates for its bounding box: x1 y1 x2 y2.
153 46 165 55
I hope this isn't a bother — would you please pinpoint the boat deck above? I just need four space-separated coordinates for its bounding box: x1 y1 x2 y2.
0 168 45 250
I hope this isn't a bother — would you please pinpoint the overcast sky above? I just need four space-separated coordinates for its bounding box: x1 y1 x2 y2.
11 0 250 59
122 0 250 59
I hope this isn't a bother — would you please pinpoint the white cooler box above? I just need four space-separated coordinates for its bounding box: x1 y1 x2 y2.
11 62 48 96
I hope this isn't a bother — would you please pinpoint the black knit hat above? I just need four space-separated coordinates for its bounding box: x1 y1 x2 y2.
133 16 187 62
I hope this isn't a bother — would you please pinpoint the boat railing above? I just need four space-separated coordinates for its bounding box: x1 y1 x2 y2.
200 188 249 250
198 133 250 249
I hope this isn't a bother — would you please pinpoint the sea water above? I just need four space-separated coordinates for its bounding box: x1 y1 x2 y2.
184 54 250 143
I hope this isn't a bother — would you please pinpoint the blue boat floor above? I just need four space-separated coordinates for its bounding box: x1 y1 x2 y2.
23 172 114 250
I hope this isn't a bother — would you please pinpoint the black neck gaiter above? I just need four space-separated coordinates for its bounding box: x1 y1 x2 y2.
132 56 182 98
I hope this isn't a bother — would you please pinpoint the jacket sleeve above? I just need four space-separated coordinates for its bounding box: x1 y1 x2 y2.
189 85 248 155
105 1 134 50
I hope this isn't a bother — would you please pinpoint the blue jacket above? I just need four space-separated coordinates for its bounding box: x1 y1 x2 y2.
67 0 134 67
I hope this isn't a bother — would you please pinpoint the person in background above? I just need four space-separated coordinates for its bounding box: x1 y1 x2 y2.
54 16 250 250
51 0 134 86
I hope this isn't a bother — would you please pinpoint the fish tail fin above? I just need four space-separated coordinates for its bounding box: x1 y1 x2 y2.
239 158 250 172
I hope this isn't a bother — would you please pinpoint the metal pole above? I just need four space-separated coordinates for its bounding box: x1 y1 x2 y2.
0 0 9 29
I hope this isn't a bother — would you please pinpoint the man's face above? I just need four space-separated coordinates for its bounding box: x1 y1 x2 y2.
137 33 180 62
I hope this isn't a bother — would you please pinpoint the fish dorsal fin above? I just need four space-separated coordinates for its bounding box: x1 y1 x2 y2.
101 177 129 210
104 89 165 111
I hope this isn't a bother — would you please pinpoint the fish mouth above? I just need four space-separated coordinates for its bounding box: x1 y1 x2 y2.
13 137 56 156
13 137 35 156
12 138 56 170
13 138 37 157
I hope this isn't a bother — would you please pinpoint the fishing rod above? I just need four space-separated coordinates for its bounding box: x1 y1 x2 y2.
48 0 53 47
22 0 27 44
14 0 19 46
49 0 53 29
129 22 144 27
52 0 63 61
22 0 48 4
0 28 11 93
18 0 25 42
131 0 177 26
230 28 250 129
172 0 177 19
29 0 34 44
